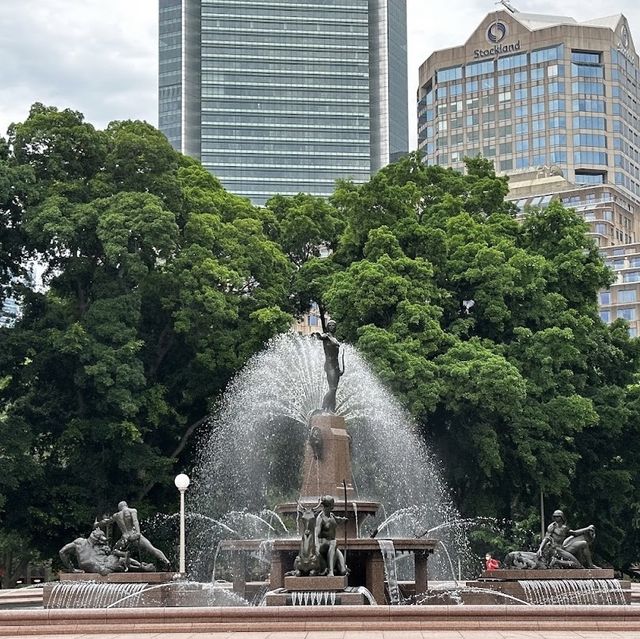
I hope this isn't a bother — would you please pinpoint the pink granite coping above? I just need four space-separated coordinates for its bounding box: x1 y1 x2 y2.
482 569 615 580
1 604 640 635
57 572 179 583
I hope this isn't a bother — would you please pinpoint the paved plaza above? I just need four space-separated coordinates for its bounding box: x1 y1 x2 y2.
3 632 640 639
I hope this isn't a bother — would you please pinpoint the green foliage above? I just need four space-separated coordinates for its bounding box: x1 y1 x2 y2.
3 108 640 572
294 153 640 568
0 105 293 560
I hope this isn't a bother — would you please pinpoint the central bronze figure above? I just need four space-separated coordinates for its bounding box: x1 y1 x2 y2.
314 319 344 413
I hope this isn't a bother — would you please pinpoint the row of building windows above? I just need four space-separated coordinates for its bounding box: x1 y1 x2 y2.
201 126 369 140
202 47 370 61
437 45 563 83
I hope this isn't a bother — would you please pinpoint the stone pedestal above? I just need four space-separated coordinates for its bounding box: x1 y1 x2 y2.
300 413 355 500
463 568 631 605
276 412 380 538
263 587 366 605
285 575 347 591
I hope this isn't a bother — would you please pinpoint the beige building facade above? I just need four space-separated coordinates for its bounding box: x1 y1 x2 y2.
598 242 640 337
418 8 640 336
505 172 640 335
417 8 639 199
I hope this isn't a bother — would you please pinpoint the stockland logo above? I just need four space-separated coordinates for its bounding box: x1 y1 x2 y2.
487 21 507 44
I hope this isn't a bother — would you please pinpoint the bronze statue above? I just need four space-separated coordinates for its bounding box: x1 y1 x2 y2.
537 510 598 569
315 495 347 577
314 319 344 413
293 504 321 576
504 509 598 570
504 550 547 570
99 501 170 569
59 527 154 575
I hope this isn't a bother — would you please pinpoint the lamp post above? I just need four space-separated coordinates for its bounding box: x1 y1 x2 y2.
174 473 190 575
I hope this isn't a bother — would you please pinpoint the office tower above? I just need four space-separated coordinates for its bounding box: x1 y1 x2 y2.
417 8 640 336
159 0 408 205
417 8 638 198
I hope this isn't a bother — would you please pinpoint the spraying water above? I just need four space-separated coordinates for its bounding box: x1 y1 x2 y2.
190 333 470 579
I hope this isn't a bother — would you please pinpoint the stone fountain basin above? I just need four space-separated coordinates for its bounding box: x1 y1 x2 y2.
219 537 437 604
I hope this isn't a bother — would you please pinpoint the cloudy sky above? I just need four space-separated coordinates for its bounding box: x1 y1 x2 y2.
1 0 639 150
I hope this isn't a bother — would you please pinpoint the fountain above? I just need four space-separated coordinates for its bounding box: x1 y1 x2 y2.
188 331 465 604
461 508 631 605
4 329 638 636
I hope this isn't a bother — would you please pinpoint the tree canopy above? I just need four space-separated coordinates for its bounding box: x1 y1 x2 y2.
304 153 640 568
1 106 639 575
0 105 295 576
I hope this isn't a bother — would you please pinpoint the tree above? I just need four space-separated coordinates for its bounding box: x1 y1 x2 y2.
306 153 640 567
0 105 293 560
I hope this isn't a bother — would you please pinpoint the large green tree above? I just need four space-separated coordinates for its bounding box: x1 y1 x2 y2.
0 105 293 565
308 153 640 568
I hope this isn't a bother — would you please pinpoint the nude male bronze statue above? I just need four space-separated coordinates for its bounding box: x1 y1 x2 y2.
314 320 344 413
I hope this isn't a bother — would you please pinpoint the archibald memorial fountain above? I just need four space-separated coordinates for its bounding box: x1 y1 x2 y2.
40 324 630 609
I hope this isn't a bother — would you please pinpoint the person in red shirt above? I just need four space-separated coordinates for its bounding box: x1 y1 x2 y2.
485 553 500 571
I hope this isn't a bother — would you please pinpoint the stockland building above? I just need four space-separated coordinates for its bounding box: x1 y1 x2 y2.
159 0 408 205
418 6 640 334
418 7 639 195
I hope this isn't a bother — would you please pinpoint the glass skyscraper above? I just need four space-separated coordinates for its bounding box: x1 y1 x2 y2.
417 10 639 201
159 0 408 205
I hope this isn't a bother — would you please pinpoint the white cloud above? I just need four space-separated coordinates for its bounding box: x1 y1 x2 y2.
0 0 638 151
0 0 157 136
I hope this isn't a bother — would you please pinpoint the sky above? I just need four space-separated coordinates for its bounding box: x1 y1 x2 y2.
1 0 639 150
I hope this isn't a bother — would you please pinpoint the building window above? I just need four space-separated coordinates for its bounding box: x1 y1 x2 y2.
573 116 606 130
618 289 637 303
573 99 606 113
572 63 604 78
617 307 636 321
599 310 611 323
466 60 494 77
575 171 605 184
574 151 607 165
549 151 567 163
573 134 607 147
437 65 463 83
572 81 605 95
600 291 611 304
531 45 563 63
532 136 545 149
497 52 527 70
531 67 544 81
548 100 565 112
571 50 601 64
